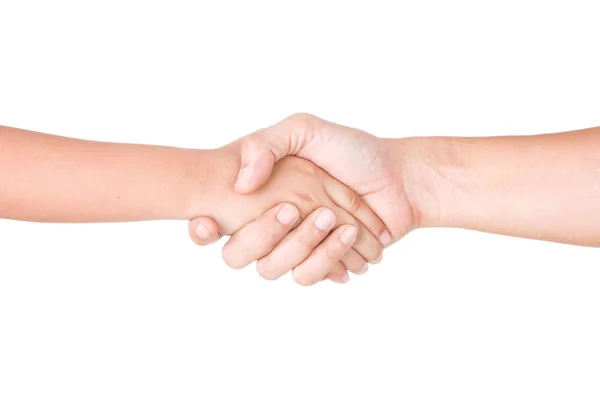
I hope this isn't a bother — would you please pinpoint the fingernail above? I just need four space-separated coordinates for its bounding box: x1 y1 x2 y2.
314 209 336 230
277 204 299 225
195 223 212 239
357 264 369 274
235 166 254 188
342 271 350 283
372 254 383 264
340 226 358 245
379 230 392 247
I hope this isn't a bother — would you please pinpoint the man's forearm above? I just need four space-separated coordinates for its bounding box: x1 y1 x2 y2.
0 126 208 222
393 127 600 246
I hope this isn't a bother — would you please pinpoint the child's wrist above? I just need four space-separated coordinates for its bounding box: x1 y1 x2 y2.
183 146 239 223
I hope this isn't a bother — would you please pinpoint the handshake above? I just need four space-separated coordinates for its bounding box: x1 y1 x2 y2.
3 114 596 282
185 114 419 285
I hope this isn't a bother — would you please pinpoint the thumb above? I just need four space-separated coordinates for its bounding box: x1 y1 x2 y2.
188 217 222 246
233 114 319 194
233 133 278 194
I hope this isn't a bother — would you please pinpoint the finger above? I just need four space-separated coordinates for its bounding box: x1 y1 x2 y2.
341 248 369 275
334 210 384 264
372 253 383 264
221 203 299 269
256 207 336 281
234 113 322 193
324 177 391 246
324 262 350 284
325 249 368 283
188 217 222 246
292 224 358 286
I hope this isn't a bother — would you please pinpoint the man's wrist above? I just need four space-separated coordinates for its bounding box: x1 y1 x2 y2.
387 136 467 230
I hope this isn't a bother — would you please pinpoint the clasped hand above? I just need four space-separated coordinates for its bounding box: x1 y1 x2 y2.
188 114 417 285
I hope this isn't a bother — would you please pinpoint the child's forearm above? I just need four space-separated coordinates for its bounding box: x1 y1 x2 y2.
396 127 600 246
0 125 209 222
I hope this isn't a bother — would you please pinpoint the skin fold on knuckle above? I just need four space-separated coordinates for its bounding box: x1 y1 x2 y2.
257 223 285 245
296 224 326 251
318 243 342 264
352 224 365 246
345 189 363 214
239 214 285 252
291 185 321 210
287 113 323 142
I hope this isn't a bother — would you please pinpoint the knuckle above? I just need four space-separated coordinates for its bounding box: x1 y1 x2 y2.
352 224 365 246
244 131 265 146
283 156 321 177
288 112 316 125
302 161 320 176
287 113 323 139
291 189 320 211
296 232 318 251
345 190 362 214
318 244 341 264
258 221 285 243
295 218 328 249
240 133 263 153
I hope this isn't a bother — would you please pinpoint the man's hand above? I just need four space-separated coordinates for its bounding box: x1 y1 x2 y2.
195 114 424 245
191 119 600 258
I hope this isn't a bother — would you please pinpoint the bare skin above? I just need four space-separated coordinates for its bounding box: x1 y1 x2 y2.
191 115 600 269
0 125 386 284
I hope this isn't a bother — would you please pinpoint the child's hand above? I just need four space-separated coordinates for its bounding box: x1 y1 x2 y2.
192 142 386 285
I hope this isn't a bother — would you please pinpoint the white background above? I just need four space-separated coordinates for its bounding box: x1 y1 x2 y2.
1 1 599 399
